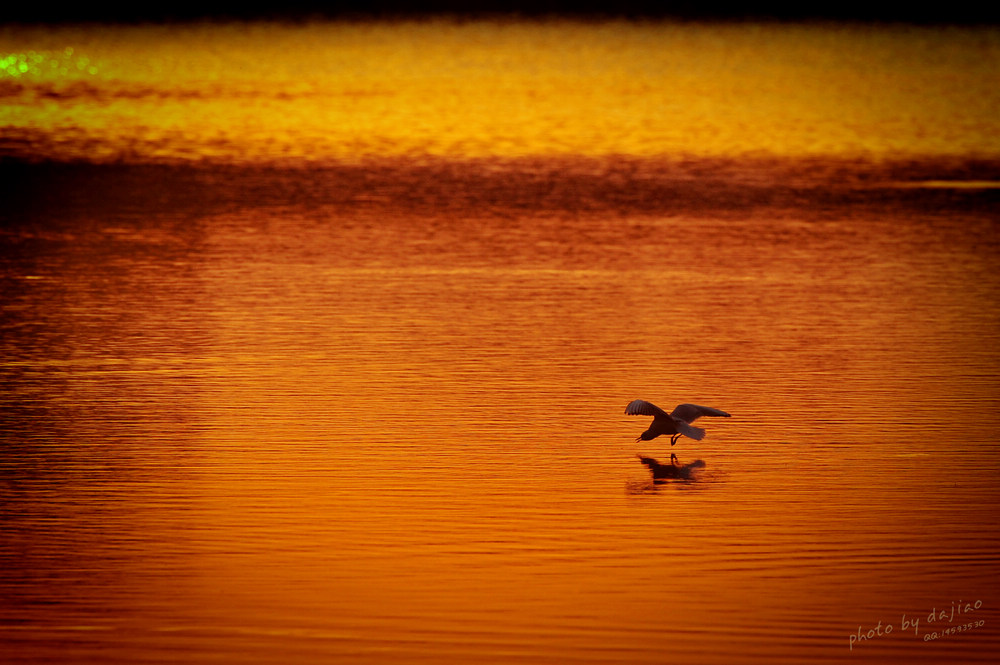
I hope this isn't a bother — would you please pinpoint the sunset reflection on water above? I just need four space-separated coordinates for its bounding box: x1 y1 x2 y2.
3 20 1000 161
2 17 999 665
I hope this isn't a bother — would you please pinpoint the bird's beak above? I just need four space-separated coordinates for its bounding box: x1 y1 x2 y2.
634 436 642 443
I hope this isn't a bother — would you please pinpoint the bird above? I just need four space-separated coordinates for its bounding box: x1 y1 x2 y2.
625 399 731 448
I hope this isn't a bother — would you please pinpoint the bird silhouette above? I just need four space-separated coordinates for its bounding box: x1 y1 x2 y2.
625 399 731 449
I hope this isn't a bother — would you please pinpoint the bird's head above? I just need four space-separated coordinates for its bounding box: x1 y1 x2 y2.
635 430 656 443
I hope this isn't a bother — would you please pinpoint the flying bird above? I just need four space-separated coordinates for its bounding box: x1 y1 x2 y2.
625 399 731 446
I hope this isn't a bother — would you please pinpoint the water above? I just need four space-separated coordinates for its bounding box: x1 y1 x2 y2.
2 18 1000 665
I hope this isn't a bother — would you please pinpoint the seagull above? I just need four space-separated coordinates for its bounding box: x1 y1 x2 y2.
625 399 731 447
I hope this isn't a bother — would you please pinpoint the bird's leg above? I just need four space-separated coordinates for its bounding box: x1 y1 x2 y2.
670 434 680 446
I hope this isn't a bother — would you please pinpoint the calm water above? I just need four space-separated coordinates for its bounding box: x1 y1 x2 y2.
2 18 1000 665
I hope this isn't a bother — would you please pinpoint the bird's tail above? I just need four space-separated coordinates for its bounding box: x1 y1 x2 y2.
676 421 706 441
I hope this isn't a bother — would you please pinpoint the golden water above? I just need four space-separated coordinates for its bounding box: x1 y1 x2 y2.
1 18 999 665
3 20 1000 161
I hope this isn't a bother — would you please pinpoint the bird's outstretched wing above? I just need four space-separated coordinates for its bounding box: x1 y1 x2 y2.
670 403 731 423
625 399 669 418
674 420 706 441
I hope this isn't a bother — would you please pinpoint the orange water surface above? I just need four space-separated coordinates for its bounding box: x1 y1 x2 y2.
1 17 999 665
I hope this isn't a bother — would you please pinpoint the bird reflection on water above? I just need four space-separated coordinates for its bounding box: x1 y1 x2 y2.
637 454 706 482
626 455 708 494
